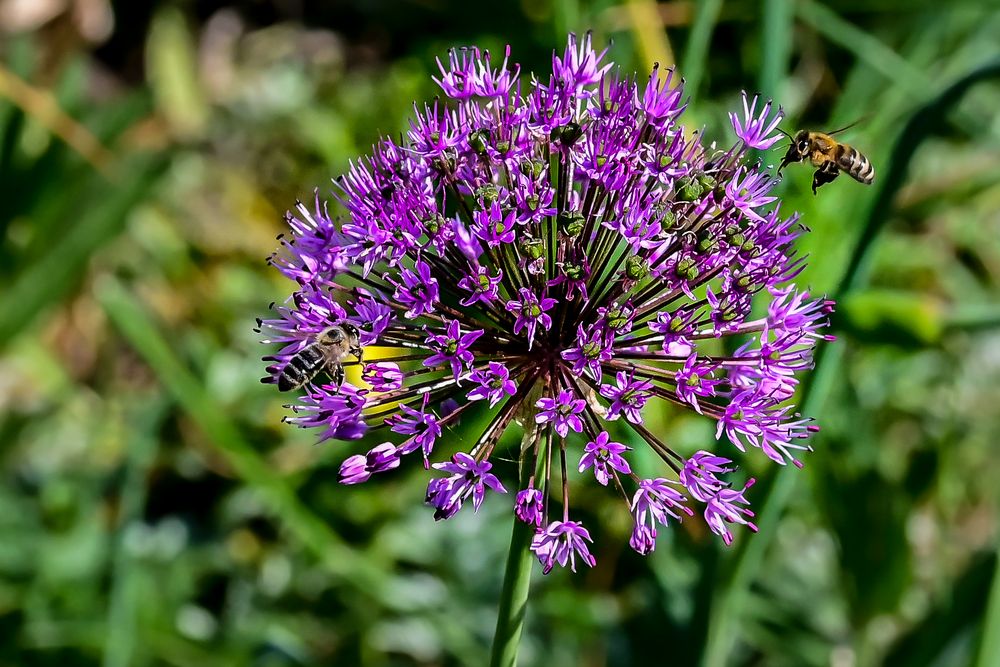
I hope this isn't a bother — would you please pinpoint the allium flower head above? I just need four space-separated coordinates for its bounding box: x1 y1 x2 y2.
259 33 833 572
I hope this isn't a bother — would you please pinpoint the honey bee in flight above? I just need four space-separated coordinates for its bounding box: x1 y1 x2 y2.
278 323 363 392
778 124 875 194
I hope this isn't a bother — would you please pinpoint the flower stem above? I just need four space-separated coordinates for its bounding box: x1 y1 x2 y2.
489 434 537 667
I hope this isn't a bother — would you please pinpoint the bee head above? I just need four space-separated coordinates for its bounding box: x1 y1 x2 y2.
792 130 811 157
778 130 811 173
340 322 360 342
317 326 346 345
339 322 364 361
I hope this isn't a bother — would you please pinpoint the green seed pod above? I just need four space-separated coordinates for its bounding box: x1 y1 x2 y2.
563 263 584 280
475 184 500 205
558 121 582 146
675 256 699 281
606 307 628 330
734 273 759 292
468 128 490 154
520 159 545 180
717 303 740 321
425 214 445 234
625 255 649 281
660 208 677 230
697 173 717 191
519 236 545 260
723 224 746 247
676 176 703 202
558 211 586 238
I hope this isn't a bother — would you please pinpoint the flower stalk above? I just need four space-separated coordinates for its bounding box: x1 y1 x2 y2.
489 422 540 667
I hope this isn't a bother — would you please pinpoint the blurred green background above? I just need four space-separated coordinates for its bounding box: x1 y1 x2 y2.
2 1 1000 665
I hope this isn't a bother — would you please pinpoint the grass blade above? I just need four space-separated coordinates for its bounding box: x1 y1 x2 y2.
796 0 930 98
625 0 674 68
681 0 723 104
0 63 114 173
102 397 170 667
0 155 166 345
759 0 793 99
888 553 994 667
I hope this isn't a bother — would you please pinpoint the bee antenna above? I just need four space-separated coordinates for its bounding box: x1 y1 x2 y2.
769 127 795 153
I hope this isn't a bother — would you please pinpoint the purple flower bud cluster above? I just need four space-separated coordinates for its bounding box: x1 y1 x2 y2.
259 33 834 573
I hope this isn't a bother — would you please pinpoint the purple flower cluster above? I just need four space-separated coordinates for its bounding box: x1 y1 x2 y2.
259 33 834 573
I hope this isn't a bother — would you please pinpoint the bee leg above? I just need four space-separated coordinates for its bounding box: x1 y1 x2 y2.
351 346 363 363
331 363 345 393
778 147 800 174
812 164 839 194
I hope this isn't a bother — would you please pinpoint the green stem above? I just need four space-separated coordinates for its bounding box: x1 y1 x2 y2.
972 74 1000 664
759 0 792 100
102 398 168 667
489 435 537 667
946 305 1000 333
681 0 723 105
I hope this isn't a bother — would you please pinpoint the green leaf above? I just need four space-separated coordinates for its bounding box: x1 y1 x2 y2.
681 0 723 104
890 553 993 667
838 288 945 346
0 154 167 345
759 0 793 100
146 7 209 140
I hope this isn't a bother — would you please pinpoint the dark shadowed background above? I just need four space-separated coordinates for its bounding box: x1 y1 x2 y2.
2 1 1000 665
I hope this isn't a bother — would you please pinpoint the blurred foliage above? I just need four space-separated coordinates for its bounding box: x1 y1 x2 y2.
1 1 999 666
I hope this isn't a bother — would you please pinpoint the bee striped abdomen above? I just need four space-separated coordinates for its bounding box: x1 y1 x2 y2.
278 345 326 391
838 144 875 185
